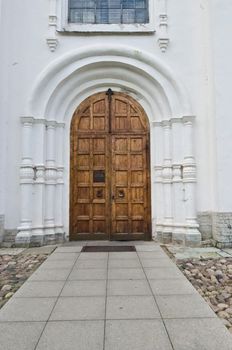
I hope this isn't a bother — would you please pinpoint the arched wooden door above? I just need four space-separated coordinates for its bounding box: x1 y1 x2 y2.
70 90 151 241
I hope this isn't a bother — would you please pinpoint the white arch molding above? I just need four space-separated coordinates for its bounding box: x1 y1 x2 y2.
16 44 201 246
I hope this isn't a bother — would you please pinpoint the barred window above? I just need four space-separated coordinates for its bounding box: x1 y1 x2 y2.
68 0 149 24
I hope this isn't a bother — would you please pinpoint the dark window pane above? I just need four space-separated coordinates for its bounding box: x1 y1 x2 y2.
96 8 109 23
69 0 149 24
83 9 95 22
122 9 135 23
70 0 95 8
122 0 135 9
96 0 109 9
136 0 146 8
69 9 83 22
136 9 147 23
96 0 121 9
108 9 121 23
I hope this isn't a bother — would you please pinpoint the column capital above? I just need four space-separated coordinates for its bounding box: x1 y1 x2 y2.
56 122 65 128
182 115 196 125
152 121 163 127
34 118 47 125
21 116 34 125
46 120 57 128
161 120 171 128
170 117 182 125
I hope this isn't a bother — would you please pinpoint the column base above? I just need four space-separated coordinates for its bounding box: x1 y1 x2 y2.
55 226 64 234
44 232 65 245
172 227 186 245
185 227 202 247
156 224 163 242
155 222 202 247
162 222 173 244
15 227 32 246
15 226 65 247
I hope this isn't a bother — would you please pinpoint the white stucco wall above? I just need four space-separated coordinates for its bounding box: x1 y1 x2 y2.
209 0 232 212
0 0 231 244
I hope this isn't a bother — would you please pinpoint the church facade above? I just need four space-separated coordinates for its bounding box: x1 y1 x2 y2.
0 0 232 247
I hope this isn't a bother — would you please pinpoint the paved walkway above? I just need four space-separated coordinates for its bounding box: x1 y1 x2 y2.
0 242 232 350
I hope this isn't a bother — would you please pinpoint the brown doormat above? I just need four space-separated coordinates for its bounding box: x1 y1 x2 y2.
81 246 136 252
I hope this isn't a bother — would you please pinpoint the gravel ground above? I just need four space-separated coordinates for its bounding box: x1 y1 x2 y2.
177 257 232 334
0 251 51 309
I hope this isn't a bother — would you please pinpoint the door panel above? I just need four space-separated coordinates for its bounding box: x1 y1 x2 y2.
70 91 151 241
111 135 149 240
70 135 109 240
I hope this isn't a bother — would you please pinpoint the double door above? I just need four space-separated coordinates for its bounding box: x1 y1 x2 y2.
70 91 151 240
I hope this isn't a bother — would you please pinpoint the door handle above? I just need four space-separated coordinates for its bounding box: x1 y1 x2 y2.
118 190 125 198
96 189 103 198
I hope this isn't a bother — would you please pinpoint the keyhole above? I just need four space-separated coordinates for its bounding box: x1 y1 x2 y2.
96 189 103 198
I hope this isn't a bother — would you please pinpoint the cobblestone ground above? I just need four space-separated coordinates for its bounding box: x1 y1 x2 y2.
177 258 232 334
0 250 52 309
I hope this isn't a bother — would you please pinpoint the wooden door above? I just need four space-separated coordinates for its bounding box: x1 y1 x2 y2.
70 91 151 241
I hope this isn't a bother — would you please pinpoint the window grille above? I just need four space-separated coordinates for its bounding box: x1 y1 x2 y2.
68 0 149 24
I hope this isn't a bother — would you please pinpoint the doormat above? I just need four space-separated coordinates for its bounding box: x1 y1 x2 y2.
81 246 136 252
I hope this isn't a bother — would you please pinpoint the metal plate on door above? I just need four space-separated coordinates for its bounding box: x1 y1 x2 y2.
93 170 105 183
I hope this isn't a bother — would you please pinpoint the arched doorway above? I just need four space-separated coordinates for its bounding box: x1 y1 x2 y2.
70 90 151 241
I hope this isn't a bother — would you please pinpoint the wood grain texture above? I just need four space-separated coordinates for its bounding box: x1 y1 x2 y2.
70 92 151 241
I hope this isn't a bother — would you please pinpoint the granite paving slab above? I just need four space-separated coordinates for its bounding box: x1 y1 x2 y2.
13 281 65 298
108 252 138 259
140 258 176 268
105 319 173 350
156 294 216 319
0 297 57 322
149 279 198 296
165 318 232 350
36 321 104 350
50 296 105 321
0 322 45 350
144 267 183 280
108 268 146 280
28 268 71 281
68 268 107 280
61 280 106 297
107 280 152 296
74 259 108 269
106 296 161 319
108 258 141 269
78 252 108 260
38 259 75 270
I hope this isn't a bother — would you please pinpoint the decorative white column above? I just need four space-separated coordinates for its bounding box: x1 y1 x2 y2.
153 121 164 240
162 120 173 243
172 164 186 244
44 121 57 239
154 166 164 240
183 116 201 246
171 119 186 244
16 117 34 244
55 123 65 237
31 120 46 243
